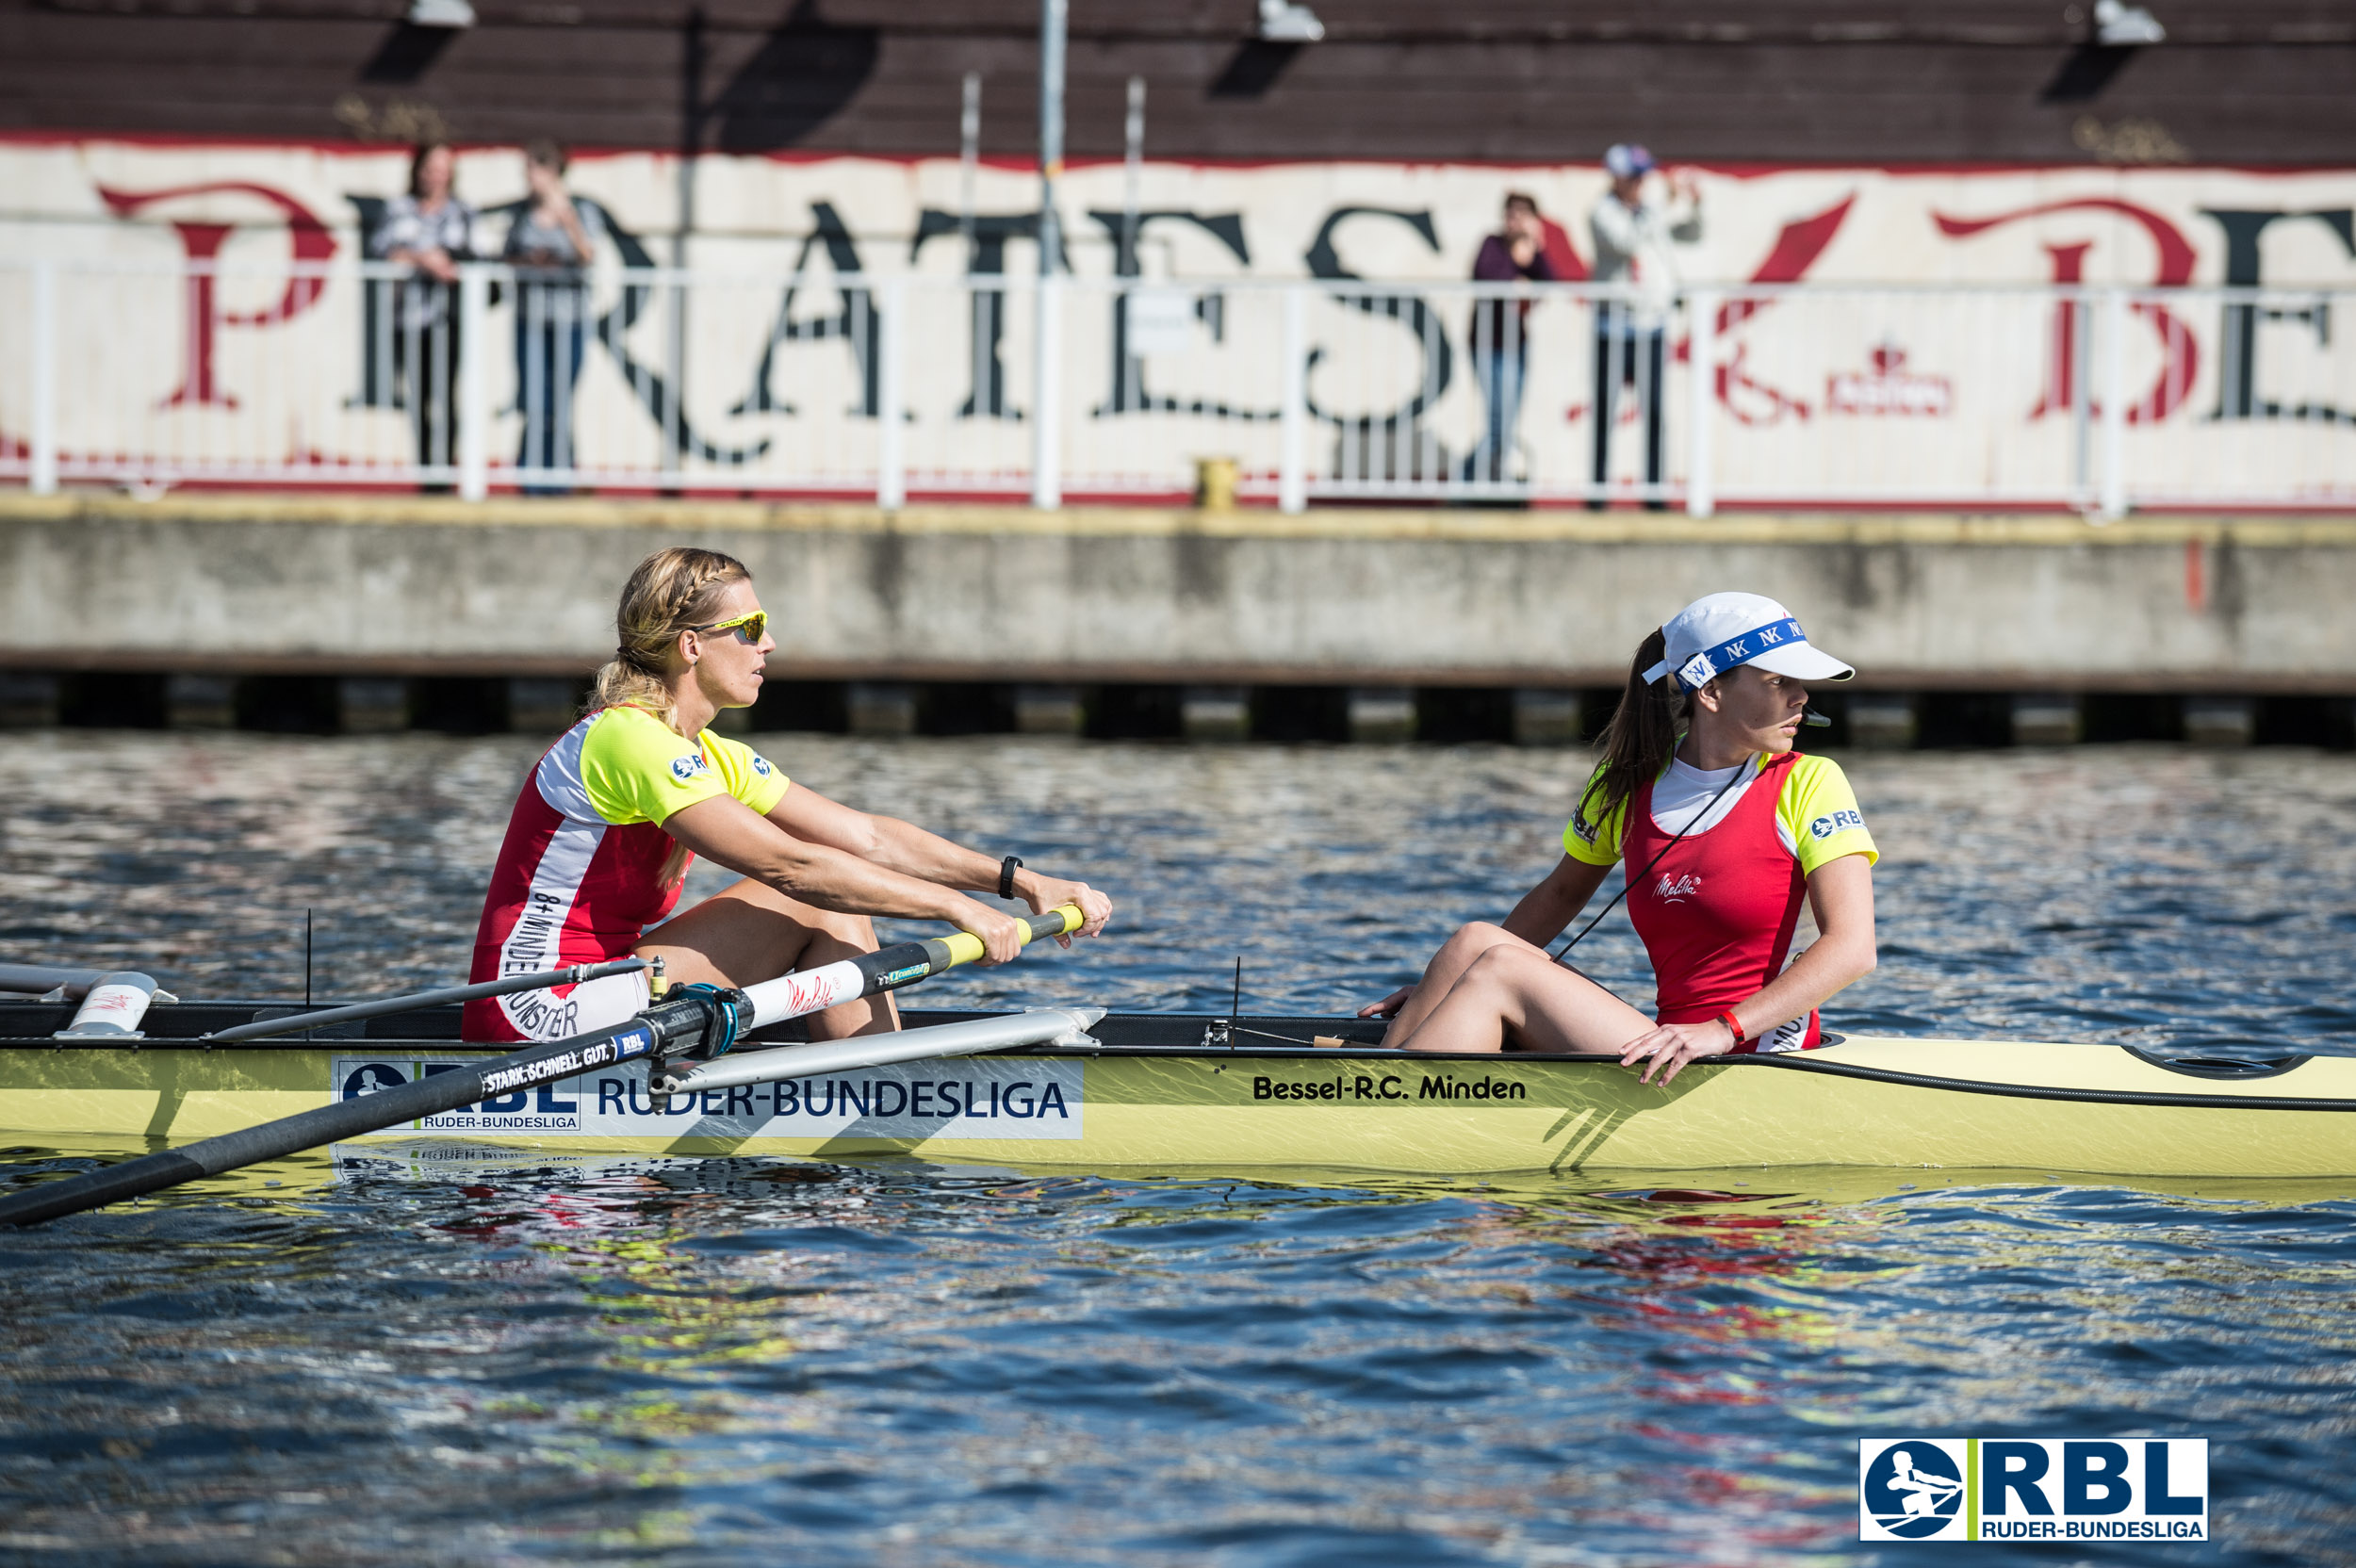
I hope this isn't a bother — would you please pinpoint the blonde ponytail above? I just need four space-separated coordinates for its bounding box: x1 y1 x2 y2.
588 547 753 728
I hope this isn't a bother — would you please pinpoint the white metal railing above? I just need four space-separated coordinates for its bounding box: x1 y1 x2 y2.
3 257 2352 514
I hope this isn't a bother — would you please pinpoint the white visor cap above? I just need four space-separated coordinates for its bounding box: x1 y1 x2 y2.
1640 592 1856 692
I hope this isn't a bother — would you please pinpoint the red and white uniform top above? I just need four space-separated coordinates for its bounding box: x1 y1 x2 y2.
464 705 789 1041
1563 750 1877 1053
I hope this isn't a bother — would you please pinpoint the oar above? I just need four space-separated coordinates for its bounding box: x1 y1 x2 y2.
653 1005 1105 1101
0 964 120 1000
204 958 649 1043
0 905 1083 1229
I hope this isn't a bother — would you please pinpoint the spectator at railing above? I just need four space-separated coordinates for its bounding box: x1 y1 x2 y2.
368 140 483 493
1464 192 1558 485
504 139 605 497
1588 144 1702 510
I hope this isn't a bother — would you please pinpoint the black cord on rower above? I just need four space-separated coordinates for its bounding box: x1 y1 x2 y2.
1553 762 1752 961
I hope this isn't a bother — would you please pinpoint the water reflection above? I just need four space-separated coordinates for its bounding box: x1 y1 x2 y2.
5 1153 2354 1563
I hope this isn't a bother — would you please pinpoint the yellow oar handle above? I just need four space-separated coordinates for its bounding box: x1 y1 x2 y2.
933 903 1086 968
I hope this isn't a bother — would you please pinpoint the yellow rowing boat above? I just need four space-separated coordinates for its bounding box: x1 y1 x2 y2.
5 1003 2351 1179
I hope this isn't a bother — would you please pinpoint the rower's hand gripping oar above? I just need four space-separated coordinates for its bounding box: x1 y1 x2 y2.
0 905 1085 1230
641 905 1084 1108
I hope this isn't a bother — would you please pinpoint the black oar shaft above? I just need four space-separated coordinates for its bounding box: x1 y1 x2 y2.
205 958 648 1043
0 964 110 998
0 1019 660 1229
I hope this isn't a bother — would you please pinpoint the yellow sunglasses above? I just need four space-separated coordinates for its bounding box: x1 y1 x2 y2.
693 609 769 645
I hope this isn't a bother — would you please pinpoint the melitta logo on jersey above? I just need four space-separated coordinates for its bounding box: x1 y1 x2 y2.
1656 872 1704 902
1858 1438 2207 1542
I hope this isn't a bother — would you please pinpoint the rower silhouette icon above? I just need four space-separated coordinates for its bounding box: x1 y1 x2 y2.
1863 1442 1965 1538
342 1063 407 1099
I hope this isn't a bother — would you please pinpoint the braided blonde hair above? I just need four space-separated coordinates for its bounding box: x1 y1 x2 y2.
588 547 753 728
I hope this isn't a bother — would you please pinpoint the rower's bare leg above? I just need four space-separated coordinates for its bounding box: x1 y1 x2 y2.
637 878 901 1039
1394 943 1653 1054
1381 922 1551 1046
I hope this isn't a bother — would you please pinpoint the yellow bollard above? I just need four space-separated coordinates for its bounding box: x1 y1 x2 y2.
1194 455 1238 512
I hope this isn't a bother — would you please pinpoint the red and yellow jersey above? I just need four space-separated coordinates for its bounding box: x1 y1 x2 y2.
1562 751 1877 875
1561 750 1876 1054
464 705 789 1040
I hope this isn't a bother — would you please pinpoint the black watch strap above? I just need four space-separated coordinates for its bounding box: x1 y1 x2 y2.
998 855 1023 901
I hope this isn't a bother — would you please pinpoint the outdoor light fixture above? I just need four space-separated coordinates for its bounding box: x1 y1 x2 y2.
1256 0 1324 43
405 0 477 28
2093 0 2165 45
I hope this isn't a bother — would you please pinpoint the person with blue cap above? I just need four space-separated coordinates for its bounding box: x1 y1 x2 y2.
1589 143 1704 510
1364 592 1879 1085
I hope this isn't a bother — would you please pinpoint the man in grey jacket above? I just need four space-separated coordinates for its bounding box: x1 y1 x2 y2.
1588 144 1703 509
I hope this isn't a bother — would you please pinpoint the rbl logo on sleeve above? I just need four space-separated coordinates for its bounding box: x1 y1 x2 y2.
1809 808 1865 839
1859 1438 2207 1542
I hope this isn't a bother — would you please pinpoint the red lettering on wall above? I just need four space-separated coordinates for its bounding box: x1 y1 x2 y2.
1932 198 2200 424
2028 240 2096 420
1571 193 1856 428
96 182 336 411
1709 195 1857 425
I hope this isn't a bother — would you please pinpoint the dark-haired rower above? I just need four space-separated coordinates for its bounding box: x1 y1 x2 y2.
1364 592 1877 1084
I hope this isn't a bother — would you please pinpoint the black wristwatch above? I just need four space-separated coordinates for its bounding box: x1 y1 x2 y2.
998 855 1023 900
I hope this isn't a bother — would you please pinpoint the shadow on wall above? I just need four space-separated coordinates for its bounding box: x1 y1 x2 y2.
711 0 882 153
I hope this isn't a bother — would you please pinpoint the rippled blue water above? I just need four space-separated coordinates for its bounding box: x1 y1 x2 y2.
3 733 2354 1565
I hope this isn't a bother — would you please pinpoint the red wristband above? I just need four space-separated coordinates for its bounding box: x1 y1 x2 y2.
1714 1010 1745 1049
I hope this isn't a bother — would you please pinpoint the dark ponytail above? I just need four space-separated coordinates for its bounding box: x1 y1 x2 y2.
1575 627 1686 838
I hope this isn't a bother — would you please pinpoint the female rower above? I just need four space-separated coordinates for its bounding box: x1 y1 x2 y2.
1363 591 1877 1084
463 547 1113 1042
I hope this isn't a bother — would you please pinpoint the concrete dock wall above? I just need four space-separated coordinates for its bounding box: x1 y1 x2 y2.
4 496 2353 694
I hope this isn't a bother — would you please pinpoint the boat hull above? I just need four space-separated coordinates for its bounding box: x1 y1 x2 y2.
4 1033 2351 1179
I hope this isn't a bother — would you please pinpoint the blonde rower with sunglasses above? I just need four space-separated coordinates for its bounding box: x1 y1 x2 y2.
462 547 1114 1043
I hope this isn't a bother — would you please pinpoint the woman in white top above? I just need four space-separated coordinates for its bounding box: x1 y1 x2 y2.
1587 143 1703 509
368 140 482 488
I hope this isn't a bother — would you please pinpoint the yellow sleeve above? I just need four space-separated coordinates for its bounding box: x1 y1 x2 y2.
1779 754 1880 875
699 728 792 817
578 706 738 826
1562 761 1629 866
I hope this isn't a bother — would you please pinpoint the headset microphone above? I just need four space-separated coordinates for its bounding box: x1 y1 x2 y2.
1801 710 1833 727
